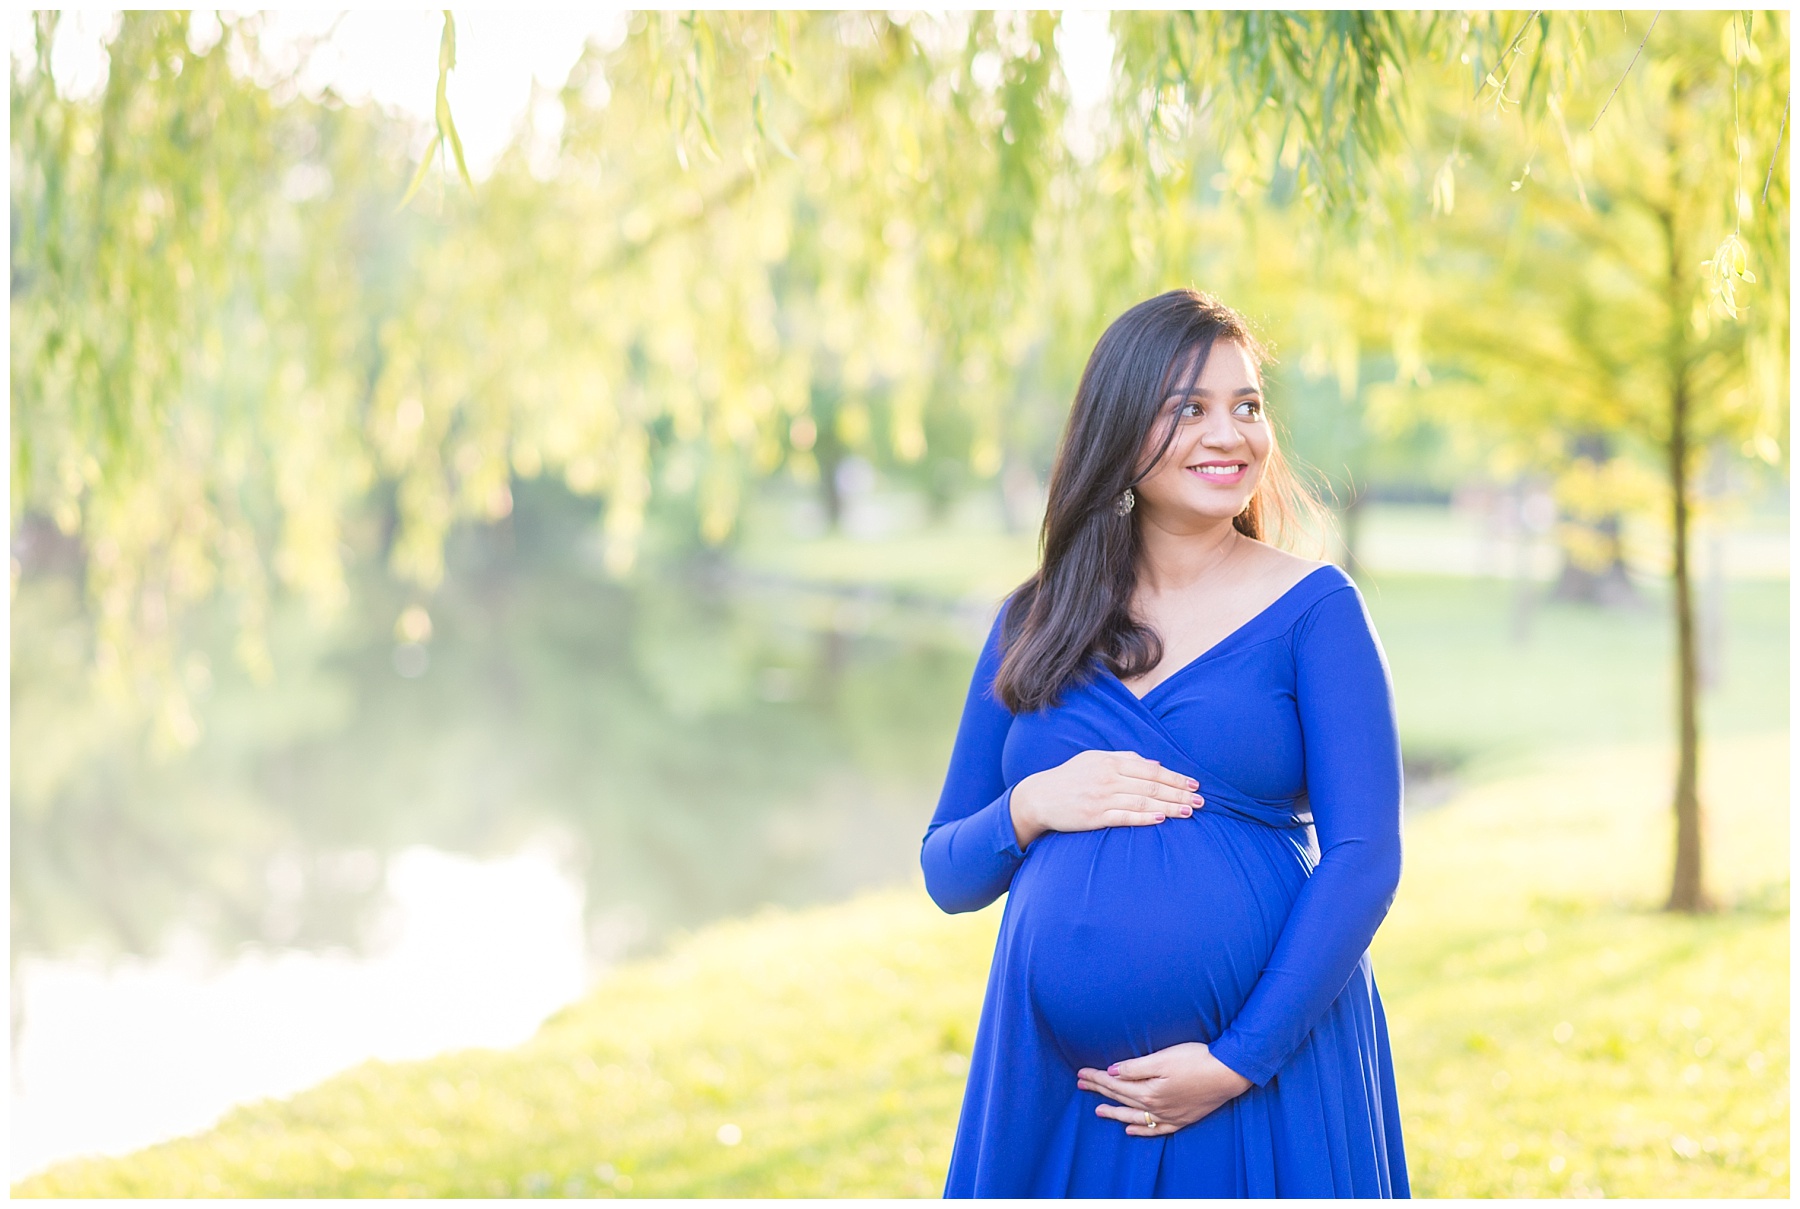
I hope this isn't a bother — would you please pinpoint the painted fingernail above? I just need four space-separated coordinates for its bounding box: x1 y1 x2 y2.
1180 808 1193 817
1153 813 1166 823
1107 1064 1121 1076
1191 793 1204 805
1187 778 1199 790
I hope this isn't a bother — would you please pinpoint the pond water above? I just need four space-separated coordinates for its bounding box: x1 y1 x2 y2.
11 484 993 1178
13 844 590 1177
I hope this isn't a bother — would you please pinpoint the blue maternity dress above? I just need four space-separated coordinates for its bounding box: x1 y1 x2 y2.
922 564 1408 1198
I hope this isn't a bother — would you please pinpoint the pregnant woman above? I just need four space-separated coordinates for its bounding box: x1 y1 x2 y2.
922 289 1407 1198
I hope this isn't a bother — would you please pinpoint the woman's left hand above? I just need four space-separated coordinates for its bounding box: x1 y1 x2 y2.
1076 1042 1253 1136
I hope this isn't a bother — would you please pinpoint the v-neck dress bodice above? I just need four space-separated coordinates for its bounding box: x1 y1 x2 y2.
921 564 1408 1198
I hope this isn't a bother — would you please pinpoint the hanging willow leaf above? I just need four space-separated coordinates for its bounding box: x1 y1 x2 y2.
436 12 472 187
395 132 443 212
752 78 798 162
397 11 471 209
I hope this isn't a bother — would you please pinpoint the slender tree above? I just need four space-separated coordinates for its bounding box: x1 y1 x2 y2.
1379 11 1789 911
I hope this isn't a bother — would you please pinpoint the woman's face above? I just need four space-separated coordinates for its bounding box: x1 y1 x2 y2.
1132 340 1271 529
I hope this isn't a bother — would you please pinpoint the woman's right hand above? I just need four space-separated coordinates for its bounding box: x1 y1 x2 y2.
1009 751 1204 850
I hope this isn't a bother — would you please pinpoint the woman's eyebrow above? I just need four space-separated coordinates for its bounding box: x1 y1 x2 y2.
1163 386 1263 399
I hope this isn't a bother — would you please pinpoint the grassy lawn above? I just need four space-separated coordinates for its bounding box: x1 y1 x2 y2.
1366 574 1787 771
1379 733 1788 1198
17 732 1786 1198
732 510 1789 771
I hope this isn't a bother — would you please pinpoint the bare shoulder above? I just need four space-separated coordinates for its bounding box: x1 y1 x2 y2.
1239 538 1335 595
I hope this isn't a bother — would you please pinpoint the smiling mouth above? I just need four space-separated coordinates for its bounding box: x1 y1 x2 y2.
1186 462 1248 478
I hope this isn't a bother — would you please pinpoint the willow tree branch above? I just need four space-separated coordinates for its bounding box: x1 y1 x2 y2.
1590 11 1659 132
587 94 858 282
1477 9 1541 100
1764 91 1790 205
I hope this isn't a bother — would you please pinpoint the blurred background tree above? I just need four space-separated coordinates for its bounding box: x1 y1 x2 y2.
1368 11 1790 909
13 11 1586 673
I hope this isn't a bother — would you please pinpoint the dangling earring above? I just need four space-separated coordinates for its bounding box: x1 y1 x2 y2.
1115 487 1136 516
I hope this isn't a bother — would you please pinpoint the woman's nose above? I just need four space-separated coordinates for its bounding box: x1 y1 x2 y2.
1198 416 1243 449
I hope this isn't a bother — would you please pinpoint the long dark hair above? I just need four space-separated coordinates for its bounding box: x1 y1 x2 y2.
993 288 1319 714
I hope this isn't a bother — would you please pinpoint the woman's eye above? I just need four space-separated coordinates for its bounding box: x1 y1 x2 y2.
1234 400 1264 418
1177 401 1203 420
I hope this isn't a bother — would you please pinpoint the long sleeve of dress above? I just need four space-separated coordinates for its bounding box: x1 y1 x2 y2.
1205 582 1405 1087
921 609 1025 914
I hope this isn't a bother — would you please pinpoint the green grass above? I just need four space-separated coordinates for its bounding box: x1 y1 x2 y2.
17 733 1787 1198
1378 732 1789 1198
1365 574 1788 769
731 513 1790 771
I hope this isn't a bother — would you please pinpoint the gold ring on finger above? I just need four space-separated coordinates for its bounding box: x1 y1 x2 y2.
1144 1111 1156 1128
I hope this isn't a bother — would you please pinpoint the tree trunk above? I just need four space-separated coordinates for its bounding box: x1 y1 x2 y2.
817 449 844 531
1548 512 1641 606
1665 372 1708 912
1659 202 1709 914
1698 444 1729 691
1550 434 1643 609
810 392 845 531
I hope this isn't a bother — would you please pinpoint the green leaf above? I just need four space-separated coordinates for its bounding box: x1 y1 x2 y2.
753 83 798 163
434 11 473 190
395 133 443 212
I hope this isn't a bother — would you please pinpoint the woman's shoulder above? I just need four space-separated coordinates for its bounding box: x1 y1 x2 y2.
1241 541 1351 601
1236 544 1364 649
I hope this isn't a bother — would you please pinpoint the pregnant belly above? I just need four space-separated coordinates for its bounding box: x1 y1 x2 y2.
1004 814 1311 1071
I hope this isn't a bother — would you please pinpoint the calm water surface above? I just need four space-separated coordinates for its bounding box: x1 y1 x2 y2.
11 489 992 1178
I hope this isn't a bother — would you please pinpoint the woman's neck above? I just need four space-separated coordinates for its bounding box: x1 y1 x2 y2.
1135 514 1244 595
